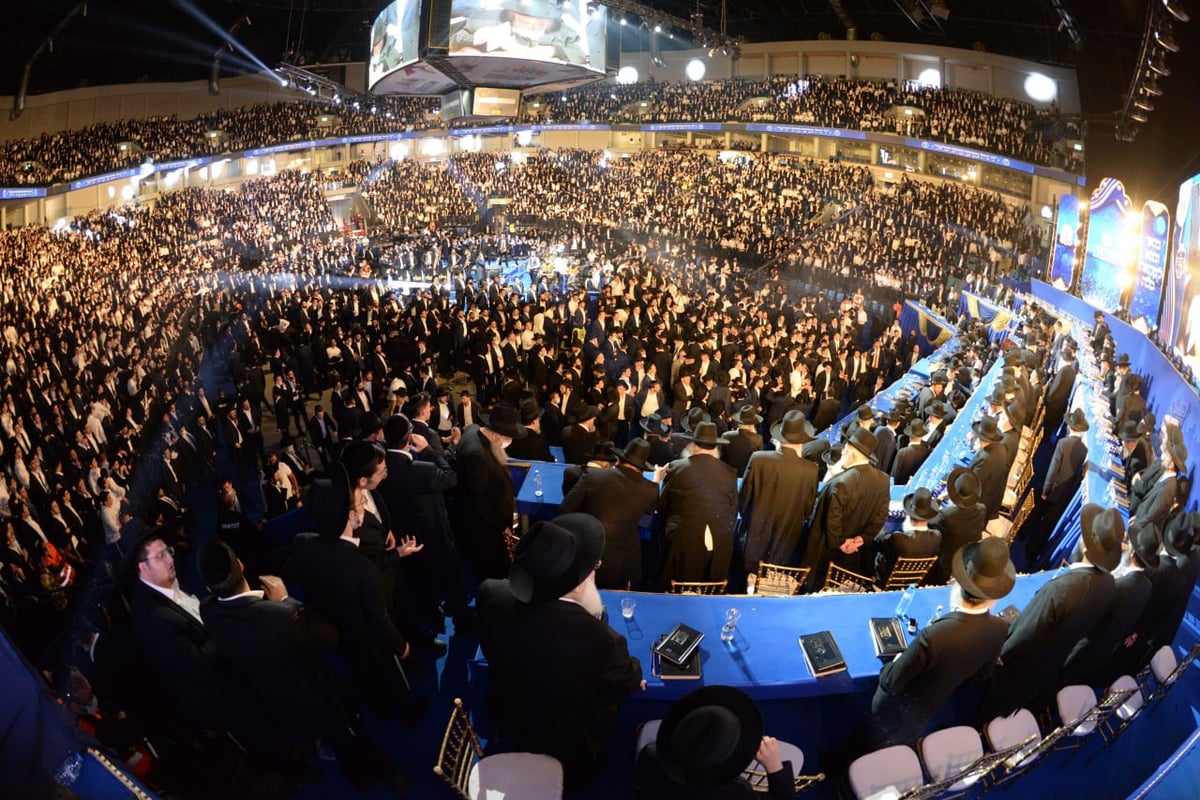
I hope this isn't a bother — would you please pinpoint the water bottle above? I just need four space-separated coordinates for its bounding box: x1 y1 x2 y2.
720 608 739 643
532 467 543 498
894 584 916 619
53 752 84 787
928 604 944 626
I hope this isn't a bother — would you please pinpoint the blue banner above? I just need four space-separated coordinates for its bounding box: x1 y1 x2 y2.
1162 173 1200 360
68 168 140 191
958 291 1016 344
1049 194 1080 288
746 123 867 140
903 138 1036 174
1130 200 1170 331
0 187 46 199
1079 177 1134 314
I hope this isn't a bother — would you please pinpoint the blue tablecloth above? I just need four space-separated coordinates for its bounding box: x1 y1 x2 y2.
467 575 1057 707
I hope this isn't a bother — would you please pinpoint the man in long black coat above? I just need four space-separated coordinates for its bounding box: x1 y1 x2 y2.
477 514 644 789
802 428 890 590
862 538 1015 750
451 404 525 580
559 439 661 590
929 467 988 584
981 504 1121 721
968 416 1009 521
656 422 738 589
736 411 818 577
890 419 932 486
719 406 765 478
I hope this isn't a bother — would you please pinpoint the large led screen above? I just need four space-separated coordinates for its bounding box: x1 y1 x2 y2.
369 0 422 90
1079 177 1133 314
449 0 606 73
1129 201 1170 333
1048 194 1080 289
1161 173 1200 361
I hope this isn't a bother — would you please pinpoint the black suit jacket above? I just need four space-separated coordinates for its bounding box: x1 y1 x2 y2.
929 502 988 584
737 448 818 571
560 465 659 590
802 462 891 588
970 443 1009 520
477 581 643 788
561 424 599 465
506 428 554 462
891 442 932 486
656 453 738 588
1063 568 1152 684
986 566 1115 718
868 610 1009 749
719 428 763 478
200 593 349 739
452 426 516 579
1043 434 1087 504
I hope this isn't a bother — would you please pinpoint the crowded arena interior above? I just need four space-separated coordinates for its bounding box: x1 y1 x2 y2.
1 1 1199 798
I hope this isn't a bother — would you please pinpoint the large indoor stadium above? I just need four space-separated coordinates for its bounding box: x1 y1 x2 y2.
0 1 1198 798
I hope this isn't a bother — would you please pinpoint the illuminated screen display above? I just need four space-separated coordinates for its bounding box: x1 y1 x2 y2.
1130 201 1170 332
1161 174 1200 361
1079 177 1133 314
368 0 422 90
473 87 522 117
449 0 606 72
1048 194 1079 288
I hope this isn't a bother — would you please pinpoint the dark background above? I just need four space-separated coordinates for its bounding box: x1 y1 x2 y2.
0 0 1196 205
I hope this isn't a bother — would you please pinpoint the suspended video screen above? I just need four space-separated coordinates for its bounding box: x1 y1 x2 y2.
368 0 423 90
1161 173 1200 364
449 0 606 72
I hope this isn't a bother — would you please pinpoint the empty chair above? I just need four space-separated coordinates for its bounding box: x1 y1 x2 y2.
754 562 810 597
879 556 939 590
1055 684 1099 739
982 708 1047 786
918 725 983 790
822 564 877 594
434 698 563 800
1145 643 1200 707
668 579 727 595
634 720 661 756
1100 675 1144 745
847 744 923 800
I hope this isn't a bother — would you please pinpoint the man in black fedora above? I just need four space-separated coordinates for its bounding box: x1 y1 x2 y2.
801 427 890 590
451 401 526 580
634 685 794 799
981 503 1120 721
872 487 942 585
843 404 876 443
930 467 988 584
640 413 675 467
505 398 554 462
656 421 738 589
1027 407 1089 563
561 403 601 466
1042 343 1077 438
860 537 1014 751
477 513 644 789
923 400 952 450
736 410 818 583
917 371 948 419
872 407 903 476
560 438 663 590
719 405 765 478
1128 432 1188 539
968 416 1009 520
1118 419 1152 495
890 417 932 486
670 406 711 460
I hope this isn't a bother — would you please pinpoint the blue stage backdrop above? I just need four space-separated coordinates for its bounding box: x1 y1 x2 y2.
1162 172 1200 364
1130 200 1171 333
1080 177 1134 313
1049 193 1081 288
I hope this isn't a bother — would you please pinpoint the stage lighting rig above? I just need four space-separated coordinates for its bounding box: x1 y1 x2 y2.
1114 0 1188 141
594 0 743 59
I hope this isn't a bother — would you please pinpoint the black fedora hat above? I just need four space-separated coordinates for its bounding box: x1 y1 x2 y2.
986 387 1007 407
640 413 671 436
903 487 941 520
971 416 1004 444
951 537 1015 600
304 463 352 541
925 401 951 419
518 398 545 425
682 407 711 434
569 404 599 425
946 466 981 508
1166 438 1189 472
509 513 605 604
846 427 878 458
1118 420 1142 442
1132 522 1161 570
685 421 721 449
1003 401 1024 428
588 440 618 463
904 418 929 439
1080 503 1124 572
478 402 528 439
855 405 875 422
1116 353 1131 367
1066 408 1090 433
611 437 652 471
822 443 843 466
770 409 814 444
654 685 764 787
733 405 763 426
1163 512 1198 558
886 407 907 423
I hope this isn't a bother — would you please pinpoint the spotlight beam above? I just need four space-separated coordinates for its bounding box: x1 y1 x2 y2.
171 0 274 76
11 1 89 121
210 16 251 96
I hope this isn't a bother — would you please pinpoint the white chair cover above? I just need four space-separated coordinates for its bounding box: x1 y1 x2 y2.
1151 645 1178 684
920 725 983 788
1056 684 1098 736
985 708 1041 762
1110 675 1144 721
847 744 923 800
634 719 662 757
468 752 563 800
